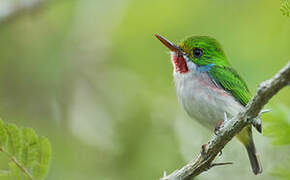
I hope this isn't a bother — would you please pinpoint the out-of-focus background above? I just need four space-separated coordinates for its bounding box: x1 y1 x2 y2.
0 0 289 179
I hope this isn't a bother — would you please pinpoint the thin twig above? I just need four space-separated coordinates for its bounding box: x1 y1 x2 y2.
210 162 233 168
161 61 290 180
0 147 34 180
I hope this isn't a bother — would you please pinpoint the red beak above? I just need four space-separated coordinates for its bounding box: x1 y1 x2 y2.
154 34 180 53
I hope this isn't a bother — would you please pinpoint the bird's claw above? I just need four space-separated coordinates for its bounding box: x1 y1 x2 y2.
201 144 207 159
249 109 270 133
218 150 223 157
214 113 227 135
214 120 224 135
251 117 262 133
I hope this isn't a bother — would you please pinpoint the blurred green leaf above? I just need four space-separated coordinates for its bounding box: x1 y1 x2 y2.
0 119 51 180
264 104 290 180
281 0 290 17
264 104 290 145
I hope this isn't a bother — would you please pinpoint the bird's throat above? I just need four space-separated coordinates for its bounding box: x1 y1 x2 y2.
171 53 189 73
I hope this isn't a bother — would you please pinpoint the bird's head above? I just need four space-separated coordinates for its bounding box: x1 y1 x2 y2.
155 34 230 73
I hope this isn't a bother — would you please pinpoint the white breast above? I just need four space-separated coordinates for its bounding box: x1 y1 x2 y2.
174 70 244 129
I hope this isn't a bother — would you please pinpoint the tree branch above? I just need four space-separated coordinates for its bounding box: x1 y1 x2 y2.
161 62 290 180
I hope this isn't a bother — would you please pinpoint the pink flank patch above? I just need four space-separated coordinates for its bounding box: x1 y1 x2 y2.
172 54 189 73
197 72 231 97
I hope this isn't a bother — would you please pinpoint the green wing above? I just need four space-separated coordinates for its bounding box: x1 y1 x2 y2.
209 66 251 106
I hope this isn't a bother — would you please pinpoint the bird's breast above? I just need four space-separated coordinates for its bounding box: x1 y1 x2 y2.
174 71 244 129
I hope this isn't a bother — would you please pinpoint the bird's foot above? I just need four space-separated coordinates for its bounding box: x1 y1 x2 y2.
214 120 224 135
248 109 270 133
201 144 208 159
250 117 262 133
214 112 229 135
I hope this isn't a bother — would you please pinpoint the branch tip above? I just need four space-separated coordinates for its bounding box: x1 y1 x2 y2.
211 162 233 168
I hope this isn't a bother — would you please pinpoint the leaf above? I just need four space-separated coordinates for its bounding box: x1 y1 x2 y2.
8 162 23 180
263 104 290 145
281 0 290 17
0 119 51 180
22 128 40 168
5 124 22 157
264 104 290 180
31 137 51 180
0 120 8 147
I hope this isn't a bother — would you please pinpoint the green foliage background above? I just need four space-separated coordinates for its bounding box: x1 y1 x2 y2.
264 105 290 180
0 0 289 179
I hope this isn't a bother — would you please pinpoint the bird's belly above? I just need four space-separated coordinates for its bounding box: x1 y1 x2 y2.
174 72 244 129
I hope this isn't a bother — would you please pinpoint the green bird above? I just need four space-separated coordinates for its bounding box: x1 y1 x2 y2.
155 34 262 175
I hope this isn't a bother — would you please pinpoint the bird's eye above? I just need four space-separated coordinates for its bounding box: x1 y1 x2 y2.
193 48 203 58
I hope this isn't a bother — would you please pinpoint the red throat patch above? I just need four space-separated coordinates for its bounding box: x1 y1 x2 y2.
171 53 189 73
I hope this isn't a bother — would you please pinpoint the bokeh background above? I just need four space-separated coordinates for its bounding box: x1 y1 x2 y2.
0 0 289 179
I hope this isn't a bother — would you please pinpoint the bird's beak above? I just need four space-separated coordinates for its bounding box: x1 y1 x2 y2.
155 34 180 53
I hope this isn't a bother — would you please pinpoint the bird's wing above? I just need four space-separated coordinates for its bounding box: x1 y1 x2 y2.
208 66 251 106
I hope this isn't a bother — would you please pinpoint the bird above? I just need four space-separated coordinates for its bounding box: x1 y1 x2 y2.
155 34 262 175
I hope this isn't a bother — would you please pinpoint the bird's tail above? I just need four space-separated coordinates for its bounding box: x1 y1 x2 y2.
237 126 263 175
246 139 263 175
